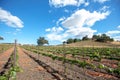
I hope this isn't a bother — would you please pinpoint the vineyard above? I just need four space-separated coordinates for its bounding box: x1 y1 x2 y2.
0 43 120 80
21 45 120 80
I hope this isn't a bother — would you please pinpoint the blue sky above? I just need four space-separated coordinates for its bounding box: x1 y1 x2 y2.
0 0 120 45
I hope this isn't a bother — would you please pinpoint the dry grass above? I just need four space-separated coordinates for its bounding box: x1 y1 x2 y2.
65 40 120 48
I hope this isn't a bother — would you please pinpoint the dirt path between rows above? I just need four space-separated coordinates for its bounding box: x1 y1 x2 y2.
24 48 119 80
16 47 57 80
23 48 95 80
16 47 118 80
0 47 14 71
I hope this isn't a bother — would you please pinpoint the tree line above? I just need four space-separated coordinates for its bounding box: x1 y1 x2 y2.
37 34 114 46
66 34 114 44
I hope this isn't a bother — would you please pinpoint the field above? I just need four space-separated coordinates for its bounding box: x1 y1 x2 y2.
0 42 120 80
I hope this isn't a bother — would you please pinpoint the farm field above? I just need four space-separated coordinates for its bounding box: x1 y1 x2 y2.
21 44 120 80
0 43 120 80
1 0 120 80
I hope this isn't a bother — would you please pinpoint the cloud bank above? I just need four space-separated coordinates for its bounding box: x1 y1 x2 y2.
0 8 24 28
46 9 110 42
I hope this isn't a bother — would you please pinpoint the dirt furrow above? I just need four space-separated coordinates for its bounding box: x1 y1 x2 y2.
23 48 95 80
16 47 58 80
0 47 14 74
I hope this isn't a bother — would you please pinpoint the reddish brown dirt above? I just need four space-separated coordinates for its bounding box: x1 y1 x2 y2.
86 70 118 80
16 47 119 80
101 59 118 68
24 49 120 80
0 47 14 70
16 47 56 80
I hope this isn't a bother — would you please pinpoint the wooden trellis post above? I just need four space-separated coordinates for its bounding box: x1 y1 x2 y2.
63 41 67 77
13 39 17 67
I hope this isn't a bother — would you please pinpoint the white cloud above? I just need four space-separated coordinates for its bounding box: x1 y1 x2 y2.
45 27 64 33
66 27 97 38
46 9 110 42
46 33 68 41
100 6 110 12
56 17 66 26
49 0 87 7
106 30 120 35
105 25 120 41
62 9 110 28
64 9 69 13
46 26 67 41
106 30 120 41
16 29 21 31
117 25 120 29
113 36 120 41
0 8 24 28
94 0 109 3
84 2 89 6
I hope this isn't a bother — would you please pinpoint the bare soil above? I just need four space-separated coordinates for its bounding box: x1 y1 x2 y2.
16 47 58 80
0 47 14 72
22 48 119 80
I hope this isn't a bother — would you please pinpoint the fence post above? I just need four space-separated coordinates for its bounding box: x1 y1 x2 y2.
13 39 17 67
37 46 39 61
63 41 67 77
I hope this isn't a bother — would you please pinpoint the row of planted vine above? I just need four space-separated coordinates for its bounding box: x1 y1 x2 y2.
0 47 21 80
22 45 120 78
0 44 13 53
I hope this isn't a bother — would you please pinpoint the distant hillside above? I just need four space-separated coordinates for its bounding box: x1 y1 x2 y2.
65 40 120 48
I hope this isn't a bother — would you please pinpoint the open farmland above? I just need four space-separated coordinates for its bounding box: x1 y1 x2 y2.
0 42 120 80
20 43 120 80
0 0 120 80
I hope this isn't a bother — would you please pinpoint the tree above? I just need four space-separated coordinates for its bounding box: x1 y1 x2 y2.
0 36 3 40
66 38 81 44
74 38 81 43
37 37 48 46
92 35 99 40
67 38 74 44
82 35 90 41
94 34 114 42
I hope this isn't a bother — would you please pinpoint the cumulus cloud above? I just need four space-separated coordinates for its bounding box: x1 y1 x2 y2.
94 0 109 3
46 9 110 42
0 8 24 28
45 27 64 33
62 9 110 38
46 27 68 41
46 33 68 41
49 0 88 7
66 27 97 38
106 30 120 35
106 30 120 41
62 9 110 28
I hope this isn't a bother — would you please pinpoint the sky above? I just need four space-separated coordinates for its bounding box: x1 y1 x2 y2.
0 0 120 45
